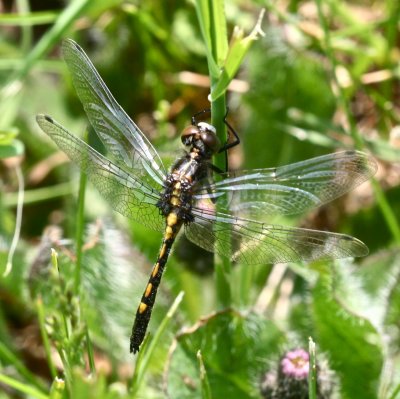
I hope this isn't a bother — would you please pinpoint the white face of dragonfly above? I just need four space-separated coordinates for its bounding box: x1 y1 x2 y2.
197 122 216 135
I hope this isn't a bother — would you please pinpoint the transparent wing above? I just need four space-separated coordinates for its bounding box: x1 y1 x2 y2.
37 114 164 232
185 207 368 264
193 151 377 219
62 39 166 187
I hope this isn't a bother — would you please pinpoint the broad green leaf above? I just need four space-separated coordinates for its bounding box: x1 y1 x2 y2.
357 250 400 399
165 310 283 399
311 265 383 399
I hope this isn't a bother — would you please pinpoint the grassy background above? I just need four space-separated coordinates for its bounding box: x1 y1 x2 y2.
0 0 400 398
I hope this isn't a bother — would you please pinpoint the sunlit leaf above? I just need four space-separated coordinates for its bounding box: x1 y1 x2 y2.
166 310 283 398
210 9 265 101
311 264 384 399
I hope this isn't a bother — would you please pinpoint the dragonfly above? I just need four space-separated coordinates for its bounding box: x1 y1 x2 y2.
36 39 377 354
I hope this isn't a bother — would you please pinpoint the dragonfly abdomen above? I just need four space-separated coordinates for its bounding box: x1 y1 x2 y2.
130 155 207 352
130 211 183 353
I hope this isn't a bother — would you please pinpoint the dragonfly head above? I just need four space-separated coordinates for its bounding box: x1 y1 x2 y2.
181 122 220 157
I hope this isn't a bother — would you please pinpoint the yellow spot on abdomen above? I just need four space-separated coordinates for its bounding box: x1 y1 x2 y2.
165 226 173 239
152 263 159 277
139 302 147 314
170 197 180 206
159 243 167 258
167 213 178 226
145 283 153 298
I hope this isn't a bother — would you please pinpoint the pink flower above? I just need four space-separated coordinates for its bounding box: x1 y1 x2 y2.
280 348 309 379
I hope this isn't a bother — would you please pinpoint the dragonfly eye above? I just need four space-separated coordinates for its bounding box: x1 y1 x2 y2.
201 131 220 153
181 125 199 146
196 122 220 153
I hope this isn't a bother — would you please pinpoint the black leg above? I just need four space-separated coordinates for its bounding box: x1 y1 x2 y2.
218 109 240 153
210 163 225 175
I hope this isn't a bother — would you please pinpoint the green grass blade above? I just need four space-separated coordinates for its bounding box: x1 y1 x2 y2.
3 182 73 207
0 372 49 399
16 0 33 54
0 11 58 25
36 297 58 379
85 325 96 376
0 341 47 392
308 337 317 399
195 0 227 76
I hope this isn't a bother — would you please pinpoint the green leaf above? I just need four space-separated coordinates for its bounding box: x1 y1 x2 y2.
308 338 317 399
358 250 400 398
311 264 384 399
165 310 283 399
195 0 226 77
210 9 265 101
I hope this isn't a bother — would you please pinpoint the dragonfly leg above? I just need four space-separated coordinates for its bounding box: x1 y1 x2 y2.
218 110 241 153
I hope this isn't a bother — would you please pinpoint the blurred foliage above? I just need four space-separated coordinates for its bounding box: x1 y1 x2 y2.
0 0 400 398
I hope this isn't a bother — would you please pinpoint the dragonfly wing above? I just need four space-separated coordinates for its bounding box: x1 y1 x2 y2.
62 39 166 187
37 114 165 232
193 151 377 219
184 207 368 264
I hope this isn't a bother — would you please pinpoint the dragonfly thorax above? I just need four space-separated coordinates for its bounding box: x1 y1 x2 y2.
181 122 220 158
